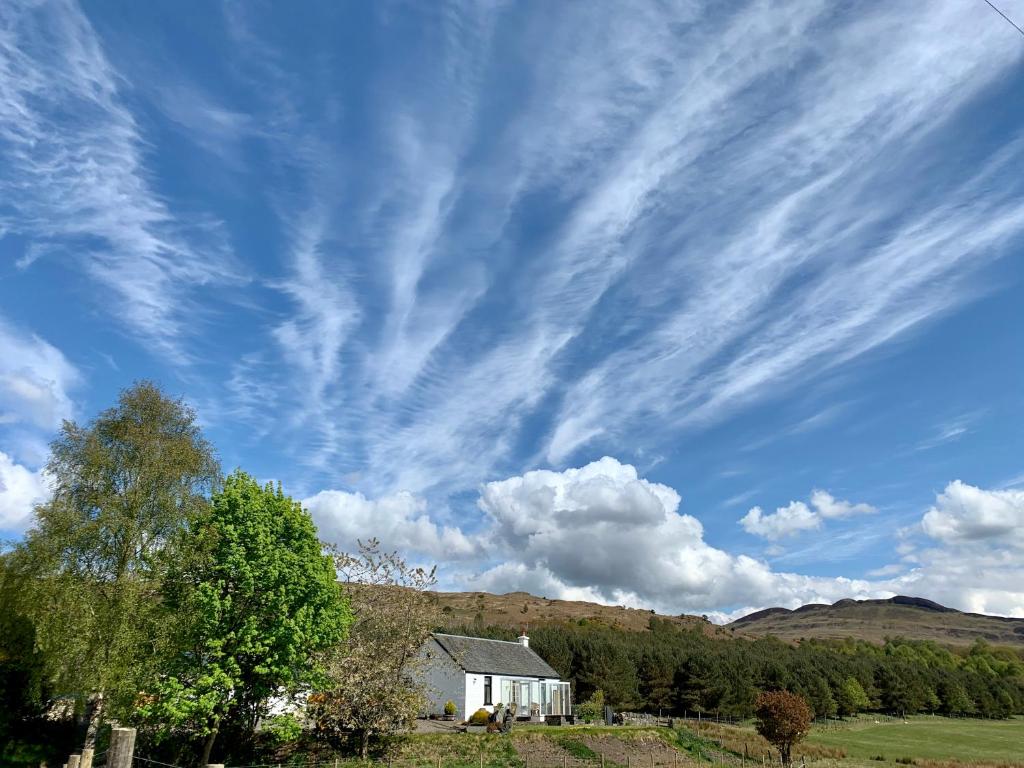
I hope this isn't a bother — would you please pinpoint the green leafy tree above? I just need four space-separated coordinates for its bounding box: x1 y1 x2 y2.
139 470 350 764
576 689 605 723
310 540 439 758
803 675 837 718
6 382 219 740
937 679 974 715
0 555 46 759
754 690 813 766
836 677 871 716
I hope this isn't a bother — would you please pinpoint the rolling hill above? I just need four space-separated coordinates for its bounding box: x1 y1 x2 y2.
429 591 1024 648
727 595 1024 647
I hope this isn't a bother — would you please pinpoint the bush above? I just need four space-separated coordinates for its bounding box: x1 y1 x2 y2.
261 714 304 746
445 700 457 716
576 690 605 723
469 708 491 725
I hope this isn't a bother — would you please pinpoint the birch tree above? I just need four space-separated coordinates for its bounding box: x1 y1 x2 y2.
6 382 219 739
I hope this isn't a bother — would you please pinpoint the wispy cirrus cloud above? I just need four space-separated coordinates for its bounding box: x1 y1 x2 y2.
211 1 1023 505
544 3 1024 465
0 0 237 359
912 411 985 452
3 1 1023 618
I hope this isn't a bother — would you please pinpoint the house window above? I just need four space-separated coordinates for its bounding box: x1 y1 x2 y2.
484 676 492 705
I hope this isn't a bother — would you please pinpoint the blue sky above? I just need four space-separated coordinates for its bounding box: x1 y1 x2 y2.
2 0 1024 620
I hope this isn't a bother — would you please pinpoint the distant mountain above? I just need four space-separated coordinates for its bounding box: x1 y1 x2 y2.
729 595 1024 648
429 591 1024 649
430 590 727 637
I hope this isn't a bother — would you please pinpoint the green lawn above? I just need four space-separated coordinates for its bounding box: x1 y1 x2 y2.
807 716 1024 764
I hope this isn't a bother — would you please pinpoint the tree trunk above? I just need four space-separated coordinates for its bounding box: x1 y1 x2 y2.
780 744 791 767
201 717 221 766
360 730 370 759
84 692 105 748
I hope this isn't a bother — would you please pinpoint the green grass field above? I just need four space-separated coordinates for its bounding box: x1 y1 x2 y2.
393 718 1024 768
807 716 1024 764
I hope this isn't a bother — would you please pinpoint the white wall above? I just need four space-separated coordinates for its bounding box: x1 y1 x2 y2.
465 672 489 717
419 637 466 719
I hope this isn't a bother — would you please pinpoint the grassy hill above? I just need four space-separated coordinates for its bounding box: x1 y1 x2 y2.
430 591 1024 649
728 596 1024 648
430 590 727 637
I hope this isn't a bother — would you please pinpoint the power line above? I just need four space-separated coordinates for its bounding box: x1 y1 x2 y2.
981 0 1024 38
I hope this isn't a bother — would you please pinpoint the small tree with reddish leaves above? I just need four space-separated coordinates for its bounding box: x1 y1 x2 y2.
754 690 813 766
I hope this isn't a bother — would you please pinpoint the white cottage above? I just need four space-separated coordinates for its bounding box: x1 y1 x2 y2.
421 632 571 722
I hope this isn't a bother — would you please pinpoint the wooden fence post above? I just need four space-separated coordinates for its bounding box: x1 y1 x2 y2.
67 755 80 768
108 728 136 768
80 749 94 768
206 764 225 768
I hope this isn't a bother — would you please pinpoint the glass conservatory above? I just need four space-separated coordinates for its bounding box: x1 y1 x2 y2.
500 678 572 717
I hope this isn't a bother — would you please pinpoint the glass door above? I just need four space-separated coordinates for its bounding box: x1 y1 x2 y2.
518 681 530 716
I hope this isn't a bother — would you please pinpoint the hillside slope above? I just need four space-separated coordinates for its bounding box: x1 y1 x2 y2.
728 595 1024 647
430 590 726 636
430 591 1024 648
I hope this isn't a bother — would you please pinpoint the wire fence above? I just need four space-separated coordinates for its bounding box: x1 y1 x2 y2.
194 755 826 768
62 716 862 768
134 756 189 768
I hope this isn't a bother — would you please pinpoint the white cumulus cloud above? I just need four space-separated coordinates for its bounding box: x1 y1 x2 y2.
303 488 477 561
811 490 877 519
879 481 1024 617
0 318 78 432
0 451 48 533
920 480 1024 548
301 459 1024 619
472 457 887 614
741 490 875 540
740 502 821 541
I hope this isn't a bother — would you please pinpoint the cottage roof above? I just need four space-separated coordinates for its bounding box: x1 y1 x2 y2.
431 633 561 678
